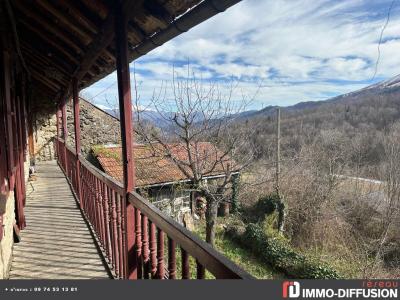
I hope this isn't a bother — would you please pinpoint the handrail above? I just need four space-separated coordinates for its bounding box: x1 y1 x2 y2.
65 143 76 155
57 137 125 195
55 136 253 279
128 191 253 279
79 155 125 195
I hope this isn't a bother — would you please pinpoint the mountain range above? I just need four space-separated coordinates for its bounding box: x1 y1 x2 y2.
94 74 400 128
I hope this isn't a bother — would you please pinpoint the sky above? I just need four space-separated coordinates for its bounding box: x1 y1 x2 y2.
82 0 400 111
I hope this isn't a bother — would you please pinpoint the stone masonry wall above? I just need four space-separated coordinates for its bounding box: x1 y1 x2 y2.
34 114 57 161
0 151 30 279
0 191 15 279
31 93 58 162
66 99 121 158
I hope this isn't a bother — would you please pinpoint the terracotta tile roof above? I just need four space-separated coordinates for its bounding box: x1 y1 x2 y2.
93 143 239 187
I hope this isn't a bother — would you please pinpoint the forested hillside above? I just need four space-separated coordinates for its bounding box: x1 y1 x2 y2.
238 76 400 179
226 76 400 278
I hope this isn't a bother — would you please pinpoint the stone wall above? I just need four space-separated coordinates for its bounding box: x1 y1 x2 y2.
0 152 30 279
30 92 58 162
34 114 57 161
0 191 15 279
66 99 121 158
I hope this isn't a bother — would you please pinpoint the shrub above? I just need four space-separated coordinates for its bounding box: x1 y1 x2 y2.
238 223 340 279
257 193 283 215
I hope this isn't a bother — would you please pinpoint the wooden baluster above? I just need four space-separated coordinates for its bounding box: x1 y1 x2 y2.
149 221 157 278
181 247 190 279
79 167 87 212
157 229 165 279
98 180 105 246
142 215 149 279
96 178 101 237
168 238 176 279
90 174 96 227
196 260 205 279
96 178 102 237
120 194 127 279
93 176 98 234
116 194 124 278
84 170 88 216
87 173 92 221
135 208 142 279
104 184 112 261
93 175 98 230
111 189 119 276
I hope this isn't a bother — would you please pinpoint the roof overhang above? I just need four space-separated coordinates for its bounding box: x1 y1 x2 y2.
3 0 241 104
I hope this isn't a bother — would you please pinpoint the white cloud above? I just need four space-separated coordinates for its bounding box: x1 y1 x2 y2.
83 0 400 109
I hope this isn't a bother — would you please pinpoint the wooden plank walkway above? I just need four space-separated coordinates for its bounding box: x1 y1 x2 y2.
9 160 111 279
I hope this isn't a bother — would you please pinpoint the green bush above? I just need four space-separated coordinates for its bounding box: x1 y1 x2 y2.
239 223 340 279
257 194 283 215
255 194 285 230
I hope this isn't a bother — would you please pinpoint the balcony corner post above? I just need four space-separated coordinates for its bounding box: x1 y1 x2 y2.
72 78 83 208
115 2 137 280
56 105 61 159
61 97 68 175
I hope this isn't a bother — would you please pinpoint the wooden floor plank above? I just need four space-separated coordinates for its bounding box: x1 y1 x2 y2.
9 160 111 279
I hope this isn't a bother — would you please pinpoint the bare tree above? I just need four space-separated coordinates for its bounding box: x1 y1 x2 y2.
134 65 258 246
369 123 400 273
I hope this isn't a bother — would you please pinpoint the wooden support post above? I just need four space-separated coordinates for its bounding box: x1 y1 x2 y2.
72 78 83 207
115 2 136 279
61 98 68 174
2 48 15 190
56 106 61 158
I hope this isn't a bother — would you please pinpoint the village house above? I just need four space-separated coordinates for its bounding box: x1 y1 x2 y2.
90 143 240 224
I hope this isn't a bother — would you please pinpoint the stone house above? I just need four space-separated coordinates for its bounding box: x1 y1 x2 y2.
90 143 240 224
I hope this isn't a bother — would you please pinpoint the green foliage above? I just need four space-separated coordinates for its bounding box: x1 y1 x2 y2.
91 145 122 162
251 193 285 231
240 223 340 279
194 221 278 278
257 193 284 215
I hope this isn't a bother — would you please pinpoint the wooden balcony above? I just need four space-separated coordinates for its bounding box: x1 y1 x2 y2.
52 138 253 279
10 161 111 279
0 0 250 280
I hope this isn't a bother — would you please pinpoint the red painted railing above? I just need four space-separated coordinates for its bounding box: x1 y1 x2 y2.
56 138 66 172
66 145 79 194
55 137 252 279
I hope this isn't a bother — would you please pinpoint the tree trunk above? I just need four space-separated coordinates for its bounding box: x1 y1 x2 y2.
205 196 218 247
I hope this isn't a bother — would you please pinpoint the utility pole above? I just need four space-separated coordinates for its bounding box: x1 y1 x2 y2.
275 107 285 232
275 107 280 196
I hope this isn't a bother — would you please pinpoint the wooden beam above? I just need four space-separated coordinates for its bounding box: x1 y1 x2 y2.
29 63 67 86
29 70 60 92
80 0 109 20
35 0 93 45
60 1 142 104
18 19 80 65
21 46 70 78
76 0 143 81
30 79 57 95
56 1 99 35
20 41 75 74
14 1 84 54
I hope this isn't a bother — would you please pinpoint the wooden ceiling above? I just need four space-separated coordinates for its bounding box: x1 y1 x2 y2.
10 0 202 103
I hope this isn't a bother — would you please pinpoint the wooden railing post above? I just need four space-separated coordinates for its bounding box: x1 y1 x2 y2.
56 106 61 158
115 2 137 279
72 78 83 207
61 98 68 174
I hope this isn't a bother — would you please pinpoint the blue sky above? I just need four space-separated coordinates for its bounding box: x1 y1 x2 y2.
82 0 400 111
